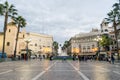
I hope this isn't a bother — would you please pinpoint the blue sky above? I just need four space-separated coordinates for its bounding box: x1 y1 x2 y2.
0 0 117 44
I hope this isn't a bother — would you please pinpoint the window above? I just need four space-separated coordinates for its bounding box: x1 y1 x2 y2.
92 45 94 48
112 35 114 38
7 42 10 46
23 35 25 38
101 30 103 32
83 47 86 50
87 46 90 49
35 43 37 46
104 29 108 32
9 29 11 32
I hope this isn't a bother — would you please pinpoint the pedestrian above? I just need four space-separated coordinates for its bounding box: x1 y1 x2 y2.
78 55 81 62
39 55 42 61
84 56 87 62
73 54 76 61
108 56 111 63
43 55 45 59
111 55 115 64
49 55 53 61
63 56 66 61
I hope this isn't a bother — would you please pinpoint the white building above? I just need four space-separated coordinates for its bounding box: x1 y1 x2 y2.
69 29 102 56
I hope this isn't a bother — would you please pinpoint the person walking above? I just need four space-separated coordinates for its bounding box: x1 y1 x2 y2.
49 55 53 61
39 55 42 61
108 56 111 63
111 54 115 64
78 55 81 62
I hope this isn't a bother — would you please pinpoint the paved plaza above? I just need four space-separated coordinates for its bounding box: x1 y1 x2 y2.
0 60 120 80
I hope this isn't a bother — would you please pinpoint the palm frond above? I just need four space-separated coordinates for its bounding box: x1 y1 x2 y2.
12 9 17 12
5 1 9 7
0 4 4 15
14 16 27 28
12 12 18 16
9 4 14 9
113 3 119 8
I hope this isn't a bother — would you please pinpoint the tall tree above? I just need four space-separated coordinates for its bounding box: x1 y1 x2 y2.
105 2 120 59
13 16 26 58
53 41 59 55
99 35 112 51
62 41 70 50
0 1 17 58
62 41 71 55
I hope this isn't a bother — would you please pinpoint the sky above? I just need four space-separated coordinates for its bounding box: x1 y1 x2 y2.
0 0 117 44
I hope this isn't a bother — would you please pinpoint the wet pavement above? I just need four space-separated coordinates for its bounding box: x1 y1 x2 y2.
0 59 120 80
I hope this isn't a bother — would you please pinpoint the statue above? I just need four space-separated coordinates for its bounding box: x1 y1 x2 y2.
58 44 62 56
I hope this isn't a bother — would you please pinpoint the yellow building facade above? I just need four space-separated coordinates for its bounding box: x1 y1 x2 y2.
0 22 53 57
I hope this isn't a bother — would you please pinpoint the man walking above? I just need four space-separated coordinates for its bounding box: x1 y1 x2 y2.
111 54 115 64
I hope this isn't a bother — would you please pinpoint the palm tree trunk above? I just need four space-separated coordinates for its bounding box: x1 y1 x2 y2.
14 25 20 59
2 12 8 58
113 20 119 60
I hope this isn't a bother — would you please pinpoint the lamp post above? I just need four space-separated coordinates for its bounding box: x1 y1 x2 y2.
94 36 102 60
25 39 31 60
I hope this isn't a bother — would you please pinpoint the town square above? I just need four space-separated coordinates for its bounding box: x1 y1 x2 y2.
0 0 120 80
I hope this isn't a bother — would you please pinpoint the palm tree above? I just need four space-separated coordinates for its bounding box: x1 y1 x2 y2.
0 1 17 58
105 2 120 59
13 16 26 58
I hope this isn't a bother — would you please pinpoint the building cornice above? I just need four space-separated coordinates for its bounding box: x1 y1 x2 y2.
27 32 53 38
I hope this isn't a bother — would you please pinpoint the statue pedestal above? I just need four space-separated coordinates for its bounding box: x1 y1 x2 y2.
60 52 68 56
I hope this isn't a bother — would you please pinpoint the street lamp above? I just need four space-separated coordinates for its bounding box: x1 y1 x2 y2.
25 39 31 60
94 36 102 60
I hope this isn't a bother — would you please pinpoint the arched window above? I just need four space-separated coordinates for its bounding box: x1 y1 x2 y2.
7 42 10 46
92 45 94 48
35 43 37 46
9 29 11 32
23 35 25 38
104 29 108 32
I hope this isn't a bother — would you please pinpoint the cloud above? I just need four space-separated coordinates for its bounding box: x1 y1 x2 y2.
0 0 116 44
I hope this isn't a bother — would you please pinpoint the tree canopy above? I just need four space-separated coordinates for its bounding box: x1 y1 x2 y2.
99 35 112 51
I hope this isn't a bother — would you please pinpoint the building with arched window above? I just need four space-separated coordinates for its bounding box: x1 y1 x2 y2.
0 21 53 58
69 29 102 56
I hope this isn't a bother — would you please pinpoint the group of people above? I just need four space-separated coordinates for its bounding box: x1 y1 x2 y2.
107 54 115 64
39 55 46 60
73 55 95 62
38 53 115 64
72 54 115 64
